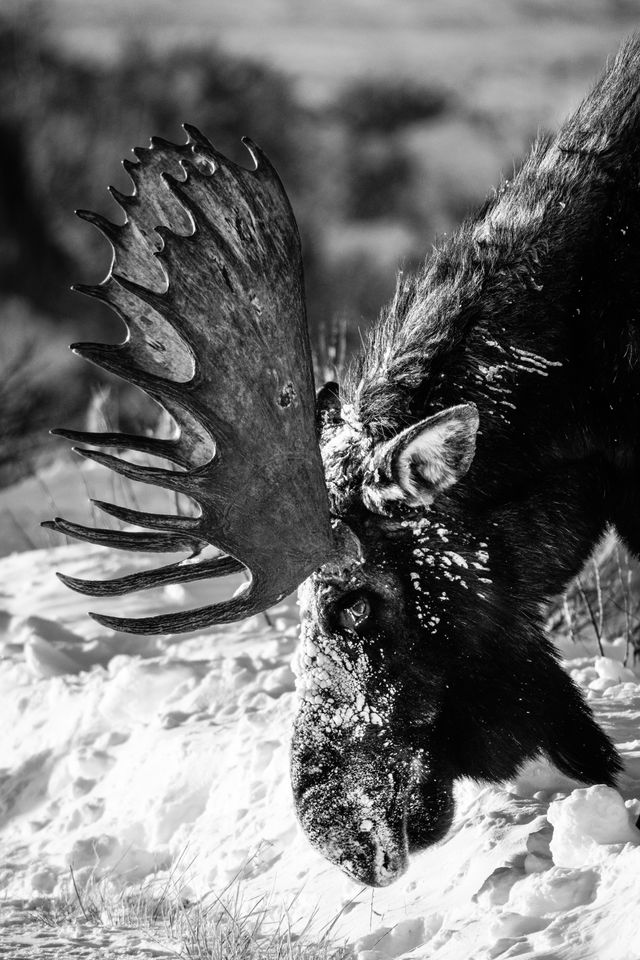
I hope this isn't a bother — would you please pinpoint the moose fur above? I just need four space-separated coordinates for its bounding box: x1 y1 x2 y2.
290 39 640 886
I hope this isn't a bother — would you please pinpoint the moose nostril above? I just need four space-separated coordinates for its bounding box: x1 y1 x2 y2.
379 848 404 879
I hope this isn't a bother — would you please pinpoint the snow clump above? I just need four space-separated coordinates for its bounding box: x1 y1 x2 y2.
548 784 640 868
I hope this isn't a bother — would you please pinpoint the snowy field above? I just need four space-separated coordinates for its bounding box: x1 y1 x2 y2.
1 460 640 958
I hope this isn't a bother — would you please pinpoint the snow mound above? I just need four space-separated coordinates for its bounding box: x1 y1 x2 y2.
355 917 434 959
548 784 640 867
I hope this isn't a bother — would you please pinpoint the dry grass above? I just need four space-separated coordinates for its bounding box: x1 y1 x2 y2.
32 866 353 960
548 531 640 665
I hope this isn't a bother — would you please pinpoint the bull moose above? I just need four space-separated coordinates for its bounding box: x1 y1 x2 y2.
47 39 640 886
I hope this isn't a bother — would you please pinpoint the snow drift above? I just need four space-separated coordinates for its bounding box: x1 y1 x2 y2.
0 465 639 959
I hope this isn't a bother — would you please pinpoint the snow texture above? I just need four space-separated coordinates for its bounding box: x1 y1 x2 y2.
0 463 639 958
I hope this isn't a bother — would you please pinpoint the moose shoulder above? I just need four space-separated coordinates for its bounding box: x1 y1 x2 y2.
48 39 640 887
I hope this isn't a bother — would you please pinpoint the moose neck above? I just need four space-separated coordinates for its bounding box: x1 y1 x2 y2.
349 127 640 596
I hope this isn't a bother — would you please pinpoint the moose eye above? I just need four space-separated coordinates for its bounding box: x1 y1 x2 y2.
338 595 371 632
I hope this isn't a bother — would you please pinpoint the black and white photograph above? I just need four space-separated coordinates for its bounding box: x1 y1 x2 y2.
1 1 640 957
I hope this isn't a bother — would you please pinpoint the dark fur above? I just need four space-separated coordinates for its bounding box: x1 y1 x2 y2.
292 40 639 886
345 35 640 593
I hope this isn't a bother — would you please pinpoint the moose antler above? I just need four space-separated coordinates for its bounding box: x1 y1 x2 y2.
44 125 338 634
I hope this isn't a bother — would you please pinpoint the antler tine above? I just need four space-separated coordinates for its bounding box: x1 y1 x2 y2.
132 145 151 161
57 554 243 598
108 184 134 210
42 518 202 553
181 123 243 171
73 448 189 491
121 157 139 177
182 123 212 150
71 281 112 305
150 134 184 151
110 273 168 319
50 125 341 632
240 136 275 175
75 209 121 244
88 581 267 635
90 499 199 532
69 341 190 403
51 430 189 468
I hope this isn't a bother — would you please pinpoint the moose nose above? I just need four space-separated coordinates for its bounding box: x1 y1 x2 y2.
341 833 408 887
376 847 407 886
360 820 409 886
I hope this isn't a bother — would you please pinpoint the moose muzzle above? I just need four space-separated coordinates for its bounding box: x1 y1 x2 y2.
290 722 427 887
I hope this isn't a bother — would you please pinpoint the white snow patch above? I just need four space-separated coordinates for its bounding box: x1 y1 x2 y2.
548 784 640 868
0 463 639 957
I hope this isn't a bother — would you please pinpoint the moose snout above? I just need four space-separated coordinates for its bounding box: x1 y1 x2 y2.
377 849 406 885
357 818 409 887
290 726 418 886
295 785 411 887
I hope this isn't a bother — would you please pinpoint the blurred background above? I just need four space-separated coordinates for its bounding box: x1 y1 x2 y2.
1 0 640 487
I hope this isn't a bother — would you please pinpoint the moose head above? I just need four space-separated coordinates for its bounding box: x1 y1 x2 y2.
47 93 624 885
290 386 620 885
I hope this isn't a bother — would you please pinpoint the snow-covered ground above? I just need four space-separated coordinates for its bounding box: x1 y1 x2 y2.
1 461 640 959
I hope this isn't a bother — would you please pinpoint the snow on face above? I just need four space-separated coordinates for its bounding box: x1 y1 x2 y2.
293 579 398 734
291 575 412 886
290 511 491 885
320 414 372 517
466 332 563 427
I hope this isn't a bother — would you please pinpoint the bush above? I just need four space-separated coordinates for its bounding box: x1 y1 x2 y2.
333 76 449 133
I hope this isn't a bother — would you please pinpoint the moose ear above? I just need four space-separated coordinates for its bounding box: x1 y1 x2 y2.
363 403 479 513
